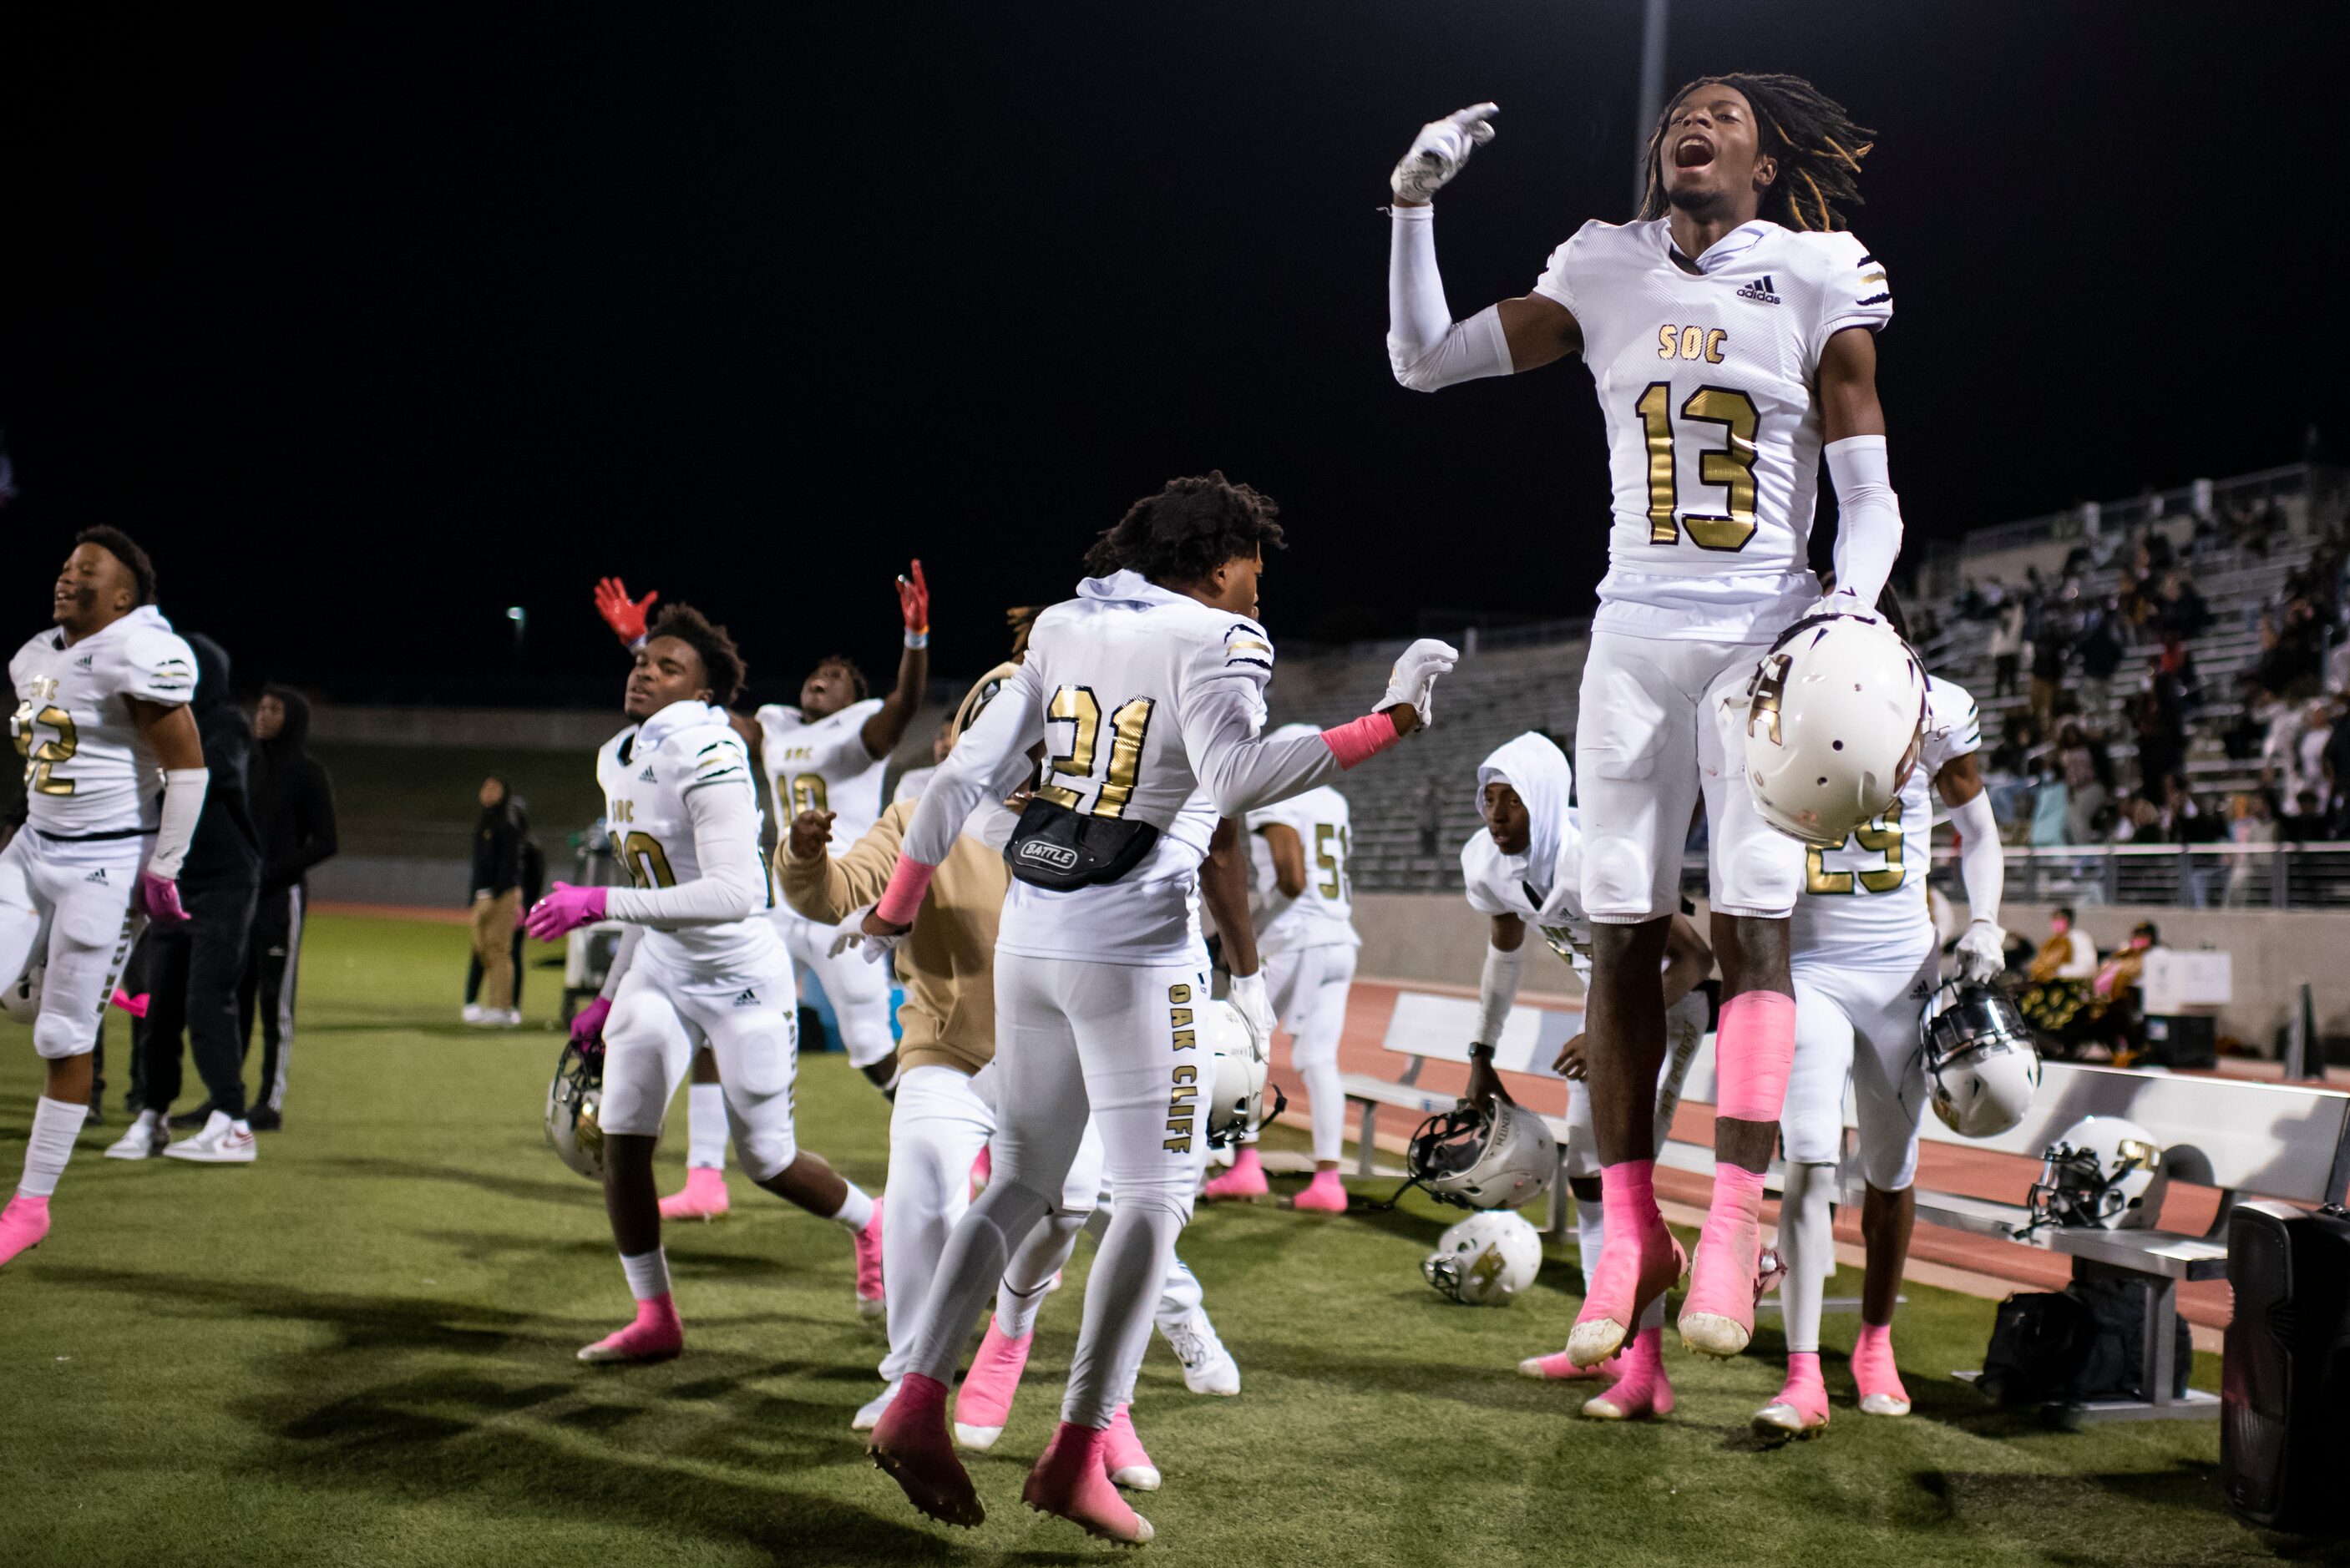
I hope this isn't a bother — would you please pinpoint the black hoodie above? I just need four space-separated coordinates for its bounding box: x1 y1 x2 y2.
180 634 261 887
251 685 337 892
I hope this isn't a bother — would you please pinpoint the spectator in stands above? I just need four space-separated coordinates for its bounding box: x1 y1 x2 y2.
2131 674 2186 794
2057 721 2112 843
2033 908 2099 982
2028 757 2069 847
2294 697 2334 804
2257 596 2325 698
2084 921 2161 1065
463 776 525 1026
2156 772 2216 845
239 685 337 1130
2112 792 2161 843
2282 787 2330 843
1989 597 2025 699
2151 568 2211 641
2225 792 2278 907
2074 603 2125 721
2029 625 2069 731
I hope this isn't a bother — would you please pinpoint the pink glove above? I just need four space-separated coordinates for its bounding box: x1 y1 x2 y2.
111 989 149 1018
525 882 608 941
570 995 611 1050
137 872 189 928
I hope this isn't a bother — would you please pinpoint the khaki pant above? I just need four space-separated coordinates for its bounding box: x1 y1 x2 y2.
471 889 521 1011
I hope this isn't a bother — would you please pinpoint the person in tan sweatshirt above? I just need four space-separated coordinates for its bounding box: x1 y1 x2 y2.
775 663 1242 1461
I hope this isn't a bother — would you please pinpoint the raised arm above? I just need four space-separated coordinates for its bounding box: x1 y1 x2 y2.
1386 104 1582 390
1182 640 1456 818
859 560 932 760
866 660 1044 928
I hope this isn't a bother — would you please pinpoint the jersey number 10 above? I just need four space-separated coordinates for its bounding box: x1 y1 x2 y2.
1035 686 1156 818
1637 382 1760 552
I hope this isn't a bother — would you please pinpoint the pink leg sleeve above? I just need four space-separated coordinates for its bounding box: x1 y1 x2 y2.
1714 989 1796 1123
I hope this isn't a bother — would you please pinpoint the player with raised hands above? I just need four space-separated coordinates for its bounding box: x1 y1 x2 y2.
1385 73 1905 1368
861 473 1454 1544
529 603 882 1361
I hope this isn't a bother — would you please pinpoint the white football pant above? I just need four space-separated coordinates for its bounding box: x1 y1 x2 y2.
598 946 801 1181
1254 943 1355 1164
777 909 897 1070
0 832 144 1060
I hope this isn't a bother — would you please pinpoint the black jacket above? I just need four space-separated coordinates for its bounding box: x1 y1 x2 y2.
251 685 338 891
472 799 522 899
181 634 262 888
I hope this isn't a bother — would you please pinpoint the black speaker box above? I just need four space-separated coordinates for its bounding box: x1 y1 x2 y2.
2221 1201 2350 1535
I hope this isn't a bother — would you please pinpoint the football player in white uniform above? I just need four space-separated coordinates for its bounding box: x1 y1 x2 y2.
525 604 883 1362
1385 73 1907 1366
1757 645 2004 1434
1456 733 1712 1419
863 473 1455 1544
594 566 929 1223
3 529 209 1267
1203 741 1359 1211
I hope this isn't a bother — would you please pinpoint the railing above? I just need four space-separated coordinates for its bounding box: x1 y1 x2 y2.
1957 463 2332 560
1934 842 2350 912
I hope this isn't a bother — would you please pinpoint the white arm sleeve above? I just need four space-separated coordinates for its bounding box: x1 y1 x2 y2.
598 925 646 1002
1387 207 1512 392
1825 435 1903 608
900 661 1046 867
602 782 767 926
1180 680 1345 818
146 767 210 879
1475 940 1525 1045
1947 789 2004 928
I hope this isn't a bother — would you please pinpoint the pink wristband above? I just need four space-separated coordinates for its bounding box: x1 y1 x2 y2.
1320 711 1403 771
874 856 938 926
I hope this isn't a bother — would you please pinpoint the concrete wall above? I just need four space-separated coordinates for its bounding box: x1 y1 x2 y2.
311 856 473 908
1352 890 2350 1048
309 707 624 751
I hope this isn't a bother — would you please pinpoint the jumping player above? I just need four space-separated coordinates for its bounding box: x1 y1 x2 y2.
1456 732 1711 1419
1385 75 1905 1364
1203 731 1360 1211
526 604 883 1360
862 473 1456 1543
1758 612 2004 1434
3 529 210 1267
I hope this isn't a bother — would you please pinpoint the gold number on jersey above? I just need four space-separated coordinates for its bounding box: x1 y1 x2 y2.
1036 685 1154 818
789 772 828 816
11 702 79 797
1635 382 1761 553
615 831 678 891
1804 799 1904 895
1314 822 1350 900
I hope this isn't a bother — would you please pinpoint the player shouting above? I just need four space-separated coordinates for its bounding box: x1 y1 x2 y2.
1385 75 1905 1365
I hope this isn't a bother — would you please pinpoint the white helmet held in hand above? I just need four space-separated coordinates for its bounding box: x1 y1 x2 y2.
1 963 42 1026
2024 1116 2168 1234
545 1039 610 1181
1203 998 1273 1147
1422 1211 1543 1306
1921 980 2042 1137
1407 1096 1557 1211
1740 608 1927 847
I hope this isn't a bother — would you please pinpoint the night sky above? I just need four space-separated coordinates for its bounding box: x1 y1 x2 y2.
2 3 2339 709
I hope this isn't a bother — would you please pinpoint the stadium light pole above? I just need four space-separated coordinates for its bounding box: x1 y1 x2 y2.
1632 0 1669 215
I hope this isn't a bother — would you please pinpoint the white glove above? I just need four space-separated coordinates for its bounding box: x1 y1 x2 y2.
845 907 905 967
828 927 863 959
1227 969 1275 1059
1799 585 1873 625
1955 919 2007 984
1375 637 1461 723
1390 103 1499 205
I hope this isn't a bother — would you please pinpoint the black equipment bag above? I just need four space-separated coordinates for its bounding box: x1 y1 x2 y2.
2064 1274 2192 1402
2222 1202 2350 1535
1978 1290 2095 1406
1004 796 1162 891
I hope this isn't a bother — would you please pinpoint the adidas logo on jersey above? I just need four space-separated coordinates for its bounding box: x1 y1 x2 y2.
1735 274 1781 305
730 989 760 1008
84 868 109 883
639 766 657 782
73 653 94 669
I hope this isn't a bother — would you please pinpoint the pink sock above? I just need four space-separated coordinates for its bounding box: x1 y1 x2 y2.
1229 1147 1262 1177
1600 1159 1659 1230
1586 1327 1674 1419
1784 1348 1824 1393
1853 1322 1908 1406
1714 990 1795 1123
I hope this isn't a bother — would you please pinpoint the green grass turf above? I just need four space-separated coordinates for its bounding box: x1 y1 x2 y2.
0 913 2316 1567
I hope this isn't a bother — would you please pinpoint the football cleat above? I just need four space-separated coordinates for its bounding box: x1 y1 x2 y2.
952 1321 1032 1448
1853 1326 1912 1416
658 1166 729 1222
1202 1146 1269 1201
1292 1169 1349 1212
870 1373 983 1528
0 1195 53 1269
1582 1328 1674 1421
852 1378 903 1432
578 1297 683 1363
1753 1353 1831 1436
1103 1404 1160 1491
1519 1347 1615 1381
1022 1422 1152 1545
1568 1217 1684 1368
1160 1309 1240 1396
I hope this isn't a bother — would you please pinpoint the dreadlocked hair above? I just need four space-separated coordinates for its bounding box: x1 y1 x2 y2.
647 603 747 707
1083 470 1286 584
74 526 159 605
1638 73 1874 234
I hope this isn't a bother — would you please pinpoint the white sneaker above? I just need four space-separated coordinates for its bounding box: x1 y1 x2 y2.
1160 1309 1240 1396
851 1378 902 1432
160 1110 257 1164
462 1003 485 1024
104 1110 170 1161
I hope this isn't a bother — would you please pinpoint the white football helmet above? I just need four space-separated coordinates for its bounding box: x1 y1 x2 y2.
1422 1211 1543 1306
1203 998 1274 1147
545 1039 609 1181
1740 609 1927 847
1 963 43 1026
1407 1096 1557 1211
1921 980 2042 1137
2023 1115 2167 1235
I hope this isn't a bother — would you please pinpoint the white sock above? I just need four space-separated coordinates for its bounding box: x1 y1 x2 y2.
1777 1162 1836 1356
831 1181 875 1233
1573 1192 1607 1294
19 1097 89 1199
686 1083 727 1169
620 1247 671 1302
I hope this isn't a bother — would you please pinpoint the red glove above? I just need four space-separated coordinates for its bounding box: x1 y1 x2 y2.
896 559 929 638
594 577 659 645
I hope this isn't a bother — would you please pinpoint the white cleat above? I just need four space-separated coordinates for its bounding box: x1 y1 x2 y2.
1160 1309 1240 1396
1858 1391 1912 1417
952 1419 1005 1451
104 1110 170 1161
853 1379 903 1432
160 1110 256 1164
